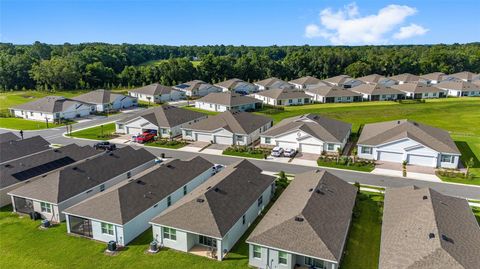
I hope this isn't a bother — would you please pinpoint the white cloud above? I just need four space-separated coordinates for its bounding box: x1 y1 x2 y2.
305 3 427 45
393 23 429 39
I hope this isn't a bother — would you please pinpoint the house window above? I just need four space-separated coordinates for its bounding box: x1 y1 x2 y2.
167 196 172 207
101 223 114 235
100 184 105 192
163 227 176 240
288 99 293 104
327 144 334 151
242 215 246 225
441 155 454 163
297 98 302 102
253 245 262 259
304 98 309 103
185 130 192 136
257 195 263 207
127 171 131 178
209 104 213 108
30 112 34 116
236 135 244 142
279 251 288 265
117 124 124 130
305 257 325 268
183 185 187 196
161 128 167 134
40 202 51 213
347 96 351 100
381 95 386 98
361 147 373 154
199 235 217 247
264 137 271 144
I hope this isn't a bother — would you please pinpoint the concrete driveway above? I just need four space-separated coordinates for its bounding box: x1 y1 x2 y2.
202 143 228 154
375 161 436 174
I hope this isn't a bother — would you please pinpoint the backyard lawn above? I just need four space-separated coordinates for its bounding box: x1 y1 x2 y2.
68 123 117 140
184 106 220 116
0 117 65 130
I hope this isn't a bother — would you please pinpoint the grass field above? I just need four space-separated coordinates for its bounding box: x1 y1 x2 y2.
184 106 220 116
317 159 375 172
222 150 265 159
68 123 117 140
145 141 188 149
0 118 65 130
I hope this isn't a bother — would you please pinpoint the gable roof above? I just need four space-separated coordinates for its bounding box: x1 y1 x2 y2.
0 136 50 163
129 83 179 96
119 105 206 127
256 88 311 100
196 92 260 107
11 96 89 113
380 186 480 269
9 146 156 204
289 76 322 86
215 78 248 89
391 82 445 94
350 84 405 95
449 71 479 81
0 132 19 143
420 72 446 82
174 80 220 93
1 144 99 189
435 80 479 91
323 75 352 85
306 85 362 98
185 110 272 134
358 119 460 154
357 74 390 84
150 160 276 238
390 73 422 82
247 170 357 263
261 114 351 143
63 156 213 225
72 89 128 105
254 77 292 89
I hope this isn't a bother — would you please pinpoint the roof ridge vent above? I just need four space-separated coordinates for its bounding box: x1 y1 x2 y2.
294 216 304 222
428 233 435 239
196 198 205 203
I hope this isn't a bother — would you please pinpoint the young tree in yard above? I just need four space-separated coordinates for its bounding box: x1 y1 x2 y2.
465 157 475 178
352 147 358 164
277 171 289 189
337 147 343 163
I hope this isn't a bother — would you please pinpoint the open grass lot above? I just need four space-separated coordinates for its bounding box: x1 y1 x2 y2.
340 191 383 269
68 123 117 140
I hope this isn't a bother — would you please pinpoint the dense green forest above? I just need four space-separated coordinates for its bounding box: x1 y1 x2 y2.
1 42 479 91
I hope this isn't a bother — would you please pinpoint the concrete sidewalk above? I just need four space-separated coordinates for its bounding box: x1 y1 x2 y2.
372 168 442 182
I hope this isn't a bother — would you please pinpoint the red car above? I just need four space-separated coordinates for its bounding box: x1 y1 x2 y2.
136 132 155 143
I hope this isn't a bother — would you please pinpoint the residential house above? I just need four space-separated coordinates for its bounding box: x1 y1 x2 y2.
420 72 447 84
182 110 273 145
0 144 99 207
448 71 480 82
150 160 276 261
350 84 405 101
389 73 424 84
357 119 461 168
380 185 480 269
173 80 222 97
8 146 156 222
253 88 312 106
289 76 327 89
10 96 95 121
0 135 50 163
194 92 261 112
305 85 362 103
254 77 293 91
323 75 363 88
356 74 398 86
0 132 19 143
435 80 480 97
72 89 137 112
115 105 207 138
128 83 184 103
214 78 257 94
391 82 447 99
247 170 357 269
63 157 215 246
260 114 351 154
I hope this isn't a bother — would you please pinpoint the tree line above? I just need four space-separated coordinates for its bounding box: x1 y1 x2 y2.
1 42 479 91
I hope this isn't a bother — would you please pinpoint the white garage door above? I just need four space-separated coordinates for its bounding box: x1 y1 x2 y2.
196 133 212 142
378 151 403 163
300 143 323 154
277 141 298 149
215 135 233 145
408 154 435 167
126 126 142 135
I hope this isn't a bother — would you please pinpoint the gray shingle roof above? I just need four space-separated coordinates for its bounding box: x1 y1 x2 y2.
289 76 323 86
420 72 446 82
358 119 460 154
215 78 245 89
150 160 276 238
1 144 99 189
350 84 405 95
196 92 260 107
449 71 479 81
9 146 156 204
119 105 206 127
262 114 351 143
185 110 272 134
436 80 479 91
306 85 362 98
390 73 422 82
0 132 19 143
0 136 50 163
174 80 221 93
380 186 480 269
323 75 352 85
391 82 445 94
129 83 178 96
254 77 292 89
63 156 213 225
72 89 127 105
256 88 311 100
357 74 389 84
247 170 357 263
11 96 89 113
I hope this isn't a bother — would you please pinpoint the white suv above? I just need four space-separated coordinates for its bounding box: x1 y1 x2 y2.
270 147 284 157
283 148 297 157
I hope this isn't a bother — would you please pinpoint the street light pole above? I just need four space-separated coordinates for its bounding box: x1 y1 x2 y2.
45 117 49 128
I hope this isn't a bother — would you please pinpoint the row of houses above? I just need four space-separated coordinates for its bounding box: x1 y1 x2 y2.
3 142 478 268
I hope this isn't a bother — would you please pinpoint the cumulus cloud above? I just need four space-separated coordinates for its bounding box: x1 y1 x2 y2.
305 3 427 45
393 23 429 39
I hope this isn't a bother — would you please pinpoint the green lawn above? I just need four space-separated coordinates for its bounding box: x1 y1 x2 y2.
473 207 480 224
341 191 384 269
222 150 266 159
0 117 65 130
317 159 375 172
145 141 188 149
68 123 117 140
184 106 220 116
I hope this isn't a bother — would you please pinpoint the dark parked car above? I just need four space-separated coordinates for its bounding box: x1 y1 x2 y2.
94 141 116 151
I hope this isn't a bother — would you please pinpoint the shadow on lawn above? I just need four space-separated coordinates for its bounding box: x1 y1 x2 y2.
455 141 480 167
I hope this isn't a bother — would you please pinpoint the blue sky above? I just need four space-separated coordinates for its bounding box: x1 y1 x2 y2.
1 0 479 45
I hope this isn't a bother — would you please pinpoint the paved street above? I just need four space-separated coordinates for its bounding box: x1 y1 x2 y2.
2 114 480 200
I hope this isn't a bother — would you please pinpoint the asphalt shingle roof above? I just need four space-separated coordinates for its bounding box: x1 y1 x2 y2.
129 83 179 96
196 92 260 107
0 136 50 163
11 96 89 113
289 76 323 86
306 85 362 98
0 132 19 143
185 110 272 134
435 80 479 91
254 77 292 89
119 105 206 127
351 84 405 95
72 89 127 104
391 82 445 94
390 73 422 82
256 88 311 100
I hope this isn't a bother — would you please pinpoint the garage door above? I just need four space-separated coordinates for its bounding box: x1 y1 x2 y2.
277 141 297 149
408 154 435 167
377 151 403 163
126 126 142 135
300 143 323 154
215 135 233 145
196 133 212 142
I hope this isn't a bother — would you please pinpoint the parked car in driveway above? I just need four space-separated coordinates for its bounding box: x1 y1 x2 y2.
93 141 116 151
283 148 297 157
270 147 284 157
136 132 155 143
